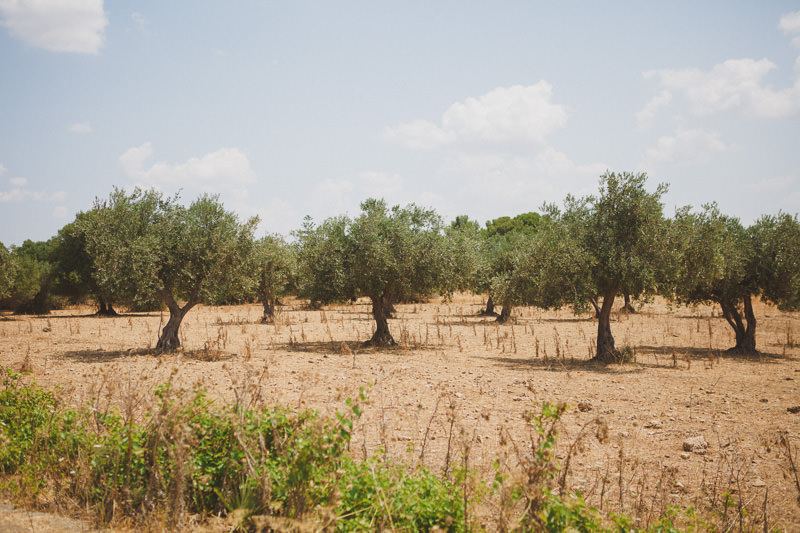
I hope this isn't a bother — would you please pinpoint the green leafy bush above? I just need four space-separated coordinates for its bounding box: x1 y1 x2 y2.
0 367 464 530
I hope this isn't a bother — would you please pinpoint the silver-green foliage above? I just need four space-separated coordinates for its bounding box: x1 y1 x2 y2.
296 198 451 344
80 188 258 349
495 172 670 361
671 205 800 351
251 233 296 321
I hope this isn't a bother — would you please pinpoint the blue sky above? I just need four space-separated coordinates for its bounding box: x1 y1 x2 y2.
1 1 799 245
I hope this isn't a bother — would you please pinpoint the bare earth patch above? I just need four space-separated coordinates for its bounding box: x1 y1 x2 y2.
1 295 799 531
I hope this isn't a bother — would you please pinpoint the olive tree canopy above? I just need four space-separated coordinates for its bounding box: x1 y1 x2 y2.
80 188 258 351
495 171 670 362
671 205 800 352
252 234 295 323
296 198 451 346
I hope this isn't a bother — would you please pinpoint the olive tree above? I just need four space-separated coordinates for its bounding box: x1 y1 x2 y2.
751 212 800 316
49 214 128 315
496 172 670 362
296 198 450 346
252 234 295 323
81 188 258 351
478 212 545 319
444 215 484 302
294 215 351 309
672 205 800 352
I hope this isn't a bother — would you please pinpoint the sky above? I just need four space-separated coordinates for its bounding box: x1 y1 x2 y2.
1 1 799 246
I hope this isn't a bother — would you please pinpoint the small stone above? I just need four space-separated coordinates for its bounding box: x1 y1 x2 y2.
577 401 593 412
752 478 766 487
680 452 691 459
683 436 708 454
787 405 800 414
645 419 663 429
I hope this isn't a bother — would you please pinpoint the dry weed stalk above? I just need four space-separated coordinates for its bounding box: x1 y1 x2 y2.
778 431 800 506
418 394 442 465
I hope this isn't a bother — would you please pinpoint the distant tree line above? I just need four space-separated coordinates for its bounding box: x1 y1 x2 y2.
2 171 799 361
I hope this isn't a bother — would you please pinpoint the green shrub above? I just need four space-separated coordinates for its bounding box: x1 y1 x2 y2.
0 367 464 530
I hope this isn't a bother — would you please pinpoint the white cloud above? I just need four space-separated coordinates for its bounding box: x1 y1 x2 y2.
256 198 299 236
120 143 257 193
69 122 92 133
741 175 797 193
0 163 5 176
131 11 146 30
0 177 65 203
358 171 404 201
636 90 672 128
644 58 800 119
642 129 727 167
780 10 800 48
0 0 107 54
307 178 355 219
436 147 604 216
385 82 568 150
382 81 608 219
52 205 68 218
781 10 800 33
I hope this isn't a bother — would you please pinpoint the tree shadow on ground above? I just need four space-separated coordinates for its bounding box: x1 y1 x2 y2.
437 318 499 327
484 354 645 374
18 312 163 320
59 348 156 363
635 345 785 364
271 339 443 355
515 316 596 324
59 347 243 363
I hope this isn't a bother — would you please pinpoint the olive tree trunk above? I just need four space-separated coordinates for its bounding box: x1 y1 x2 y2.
720 294 757 353
621 292 635 313
384 297 397 319
364 293 396 346
261 295 276 323
479 295 498 316
496 302 511 324
593 286 620 363
96 298 119 317
156 290 199 352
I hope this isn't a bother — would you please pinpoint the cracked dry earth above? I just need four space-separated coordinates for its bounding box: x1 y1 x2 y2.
1 294 799 531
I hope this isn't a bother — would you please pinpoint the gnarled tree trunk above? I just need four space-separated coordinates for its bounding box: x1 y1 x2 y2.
261 294 276 323
496 302 511 324
720 294 757 353
156 290 199 352
96 298 119 317
479 295 498 316
364 292 396 346
621 292 635 313
384 297 397 319
593 286 619 363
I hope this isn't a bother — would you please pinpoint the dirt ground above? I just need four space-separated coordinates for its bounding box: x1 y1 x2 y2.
1 294 799 531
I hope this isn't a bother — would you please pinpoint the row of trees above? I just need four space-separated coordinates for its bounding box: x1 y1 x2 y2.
2 172 799 362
